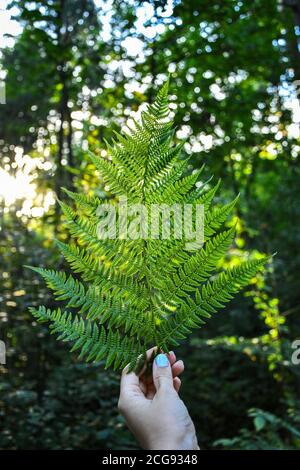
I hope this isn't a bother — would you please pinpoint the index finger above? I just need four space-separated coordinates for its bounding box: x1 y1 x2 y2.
120 347 158 388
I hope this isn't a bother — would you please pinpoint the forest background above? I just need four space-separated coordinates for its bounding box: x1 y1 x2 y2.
0 0 300 450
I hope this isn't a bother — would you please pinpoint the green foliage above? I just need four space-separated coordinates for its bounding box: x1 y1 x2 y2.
27 81 268 371
214 407 300 450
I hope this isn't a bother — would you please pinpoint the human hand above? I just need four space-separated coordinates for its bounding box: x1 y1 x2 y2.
118 348 199 450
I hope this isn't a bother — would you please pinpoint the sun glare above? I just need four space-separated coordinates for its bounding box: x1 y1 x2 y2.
0 150 55 217
0 168 36 206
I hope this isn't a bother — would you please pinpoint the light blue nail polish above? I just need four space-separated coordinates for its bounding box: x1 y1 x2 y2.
155 354 169 367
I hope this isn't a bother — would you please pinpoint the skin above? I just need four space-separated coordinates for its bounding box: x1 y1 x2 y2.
118 347 200 450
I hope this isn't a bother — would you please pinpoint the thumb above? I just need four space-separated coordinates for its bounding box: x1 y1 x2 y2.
152 353 173 393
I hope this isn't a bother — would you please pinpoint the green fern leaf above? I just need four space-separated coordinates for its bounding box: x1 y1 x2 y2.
27 79 269 372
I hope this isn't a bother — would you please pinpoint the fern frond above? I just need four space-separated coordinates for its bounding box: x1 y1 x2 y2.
27 79 269 372
29 306 144 371
27 265 150 337
157 257 268 348
159 226 236 304
87 150 140 202
61 187 103 214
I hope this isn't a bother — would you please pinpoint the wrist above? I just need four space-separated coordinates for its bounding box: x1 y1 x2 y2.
147 434 199 451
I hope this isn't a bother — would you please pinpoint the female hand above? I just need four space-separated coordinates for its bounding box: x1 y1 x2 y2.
118 347 199 450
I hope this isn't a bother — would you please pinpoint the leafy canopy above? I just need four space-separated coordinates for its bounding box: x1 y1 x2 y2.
27 80 268 372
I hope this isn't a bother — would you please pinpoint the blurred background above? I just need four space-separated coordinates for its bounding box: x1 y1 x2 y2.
0 0 300 450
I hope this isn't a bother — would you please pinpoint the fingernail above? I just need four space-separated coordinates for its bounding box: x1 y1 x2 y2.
155 354 169 367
